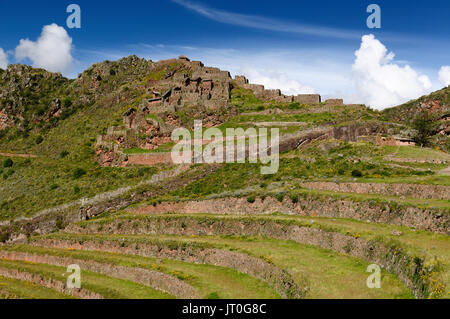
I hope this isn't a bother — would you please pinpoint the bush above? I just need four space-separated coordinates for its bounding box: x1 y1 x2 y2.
109 69 116 76
207 292 220 299
62 98 72 108
276 193 284 202
2 159 13 168
73 185 81 194
351 169 363 177
73 168 86 179
0 232 10 243
35 135 44 145
247 196 256 203
290 194 298 203
50 184 59 190
59 150 69 158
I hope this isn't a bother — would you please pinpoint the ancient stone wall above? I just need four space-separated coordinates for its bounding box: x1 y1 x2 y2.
235 75 322 104
0 250 199 299
35 238 304 299
325 99 344 106
300 182 450 200
67 215 439 298
133 195 448 234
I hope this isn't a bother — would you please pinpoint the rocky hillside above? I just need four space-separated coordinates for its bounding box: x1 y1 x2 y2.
382 86 450 150
382 86 450 124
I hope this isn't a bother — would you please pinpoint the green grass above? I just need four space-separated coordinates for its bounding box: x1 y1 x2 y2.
123 142 176 154
122 148 154 154
78 213 450 260
0 78 164 220
295 188 450 210
0 155 158 220
0 259 173 299
3 244 279 299
227 113 337 125
45 232 412 299
0 276 74 299
382 145 450 161
73 211 449 297
168 162 448 209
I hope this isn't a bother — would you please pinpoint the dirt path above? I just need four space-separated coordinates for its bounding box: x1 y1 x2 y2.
0 152 37 158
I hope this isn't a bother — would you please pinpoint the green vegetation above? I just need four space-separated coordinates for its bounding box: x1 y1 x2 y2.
0 57 448 299
411 111 438 147
41 231 413 299
2 244 278 299
0 155 158 220
0 259 173 299
0 276 73 299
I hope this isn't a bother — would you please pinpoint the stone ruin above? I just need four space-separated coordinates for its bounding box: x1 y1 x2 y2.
95 55 346 166
140 55 233 114
234 75 324 104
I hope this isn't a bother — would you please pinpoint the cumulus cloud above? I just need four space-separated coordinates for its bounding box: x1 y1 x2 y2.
0 48 8 69
15 23 73 73
240 67 316 95
438 66 450 87
352 34 432 110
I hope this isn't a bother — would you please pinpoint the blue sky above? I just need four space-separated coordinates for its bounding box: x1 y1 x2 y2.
0 0 449 108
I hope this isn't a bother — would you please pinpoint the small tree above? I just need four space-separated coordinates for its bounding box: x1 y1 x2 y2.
412 111 436 147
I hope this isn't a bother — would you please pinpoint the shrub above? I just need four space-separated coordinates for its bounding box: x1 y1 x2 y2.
0 232 10 243
35 135 44 145
55 217 65 230
73 185 81 194
2 159 13 168
59 150 69 158
290 194 298 203
73 168 87 179
62 98 72 108
109 69 116 76
50 184 59 190
207 292 220 299
247 196 256 203
276 193 284 202
351 169 363 177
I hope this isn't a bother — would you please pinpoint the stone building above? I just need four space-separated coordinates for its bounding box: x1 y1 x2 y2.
234 75 323 104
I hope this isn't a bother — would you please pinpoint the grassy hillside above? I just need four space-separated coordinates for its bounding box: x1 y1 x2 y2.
0 57 448 299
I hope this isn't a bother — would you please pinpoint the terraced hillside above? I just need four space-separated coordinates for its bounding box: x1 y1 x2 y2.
0 56 449 299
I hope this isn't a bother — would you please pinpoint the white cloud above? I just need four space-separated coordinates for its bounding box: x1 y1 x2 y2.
240 67 315 95
0 48 8 69
438 66 450 86
352 34 432 110
172 0 359 39
15 23 73 73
